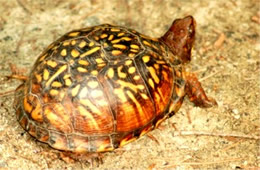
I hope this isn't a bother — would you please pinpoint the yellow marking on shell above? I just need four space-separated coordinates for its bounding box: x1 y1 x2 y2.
71 40 76 45
50 89 59 96
87 81 99 88
35 74 42 83
114 88 127 102
63 41 70 46
112 50 122 56
111 28 120 32
63 74 70 79
58 91 65 101
111 39 121 44
118 66 126 78
108 34 114 40
71 49 80 58
140 126 152 137
126 90 144 113
77 105 98 129
107 68 114 78
148 78 154 89
89 42 95 47
117 80 143 93
78 87 88 99
152 44 159 51
45 65 67 87
142 55 150 63
130 44 139 49
61 49 67 57
130 49 138 53
78 59 89 66
77 67 88 73
128 67 136 74
103 42 109 48
68 32 80 37
69 59 75 65
39 53 47 61
95 58 104 64
52 81 62 88
175 86 185 97
78 41 87 48
80 99 102 115
121 37 132 41
43 69 49 80
71 84 80 97
117 32 125 37
90 90 103 98
155 117 167 128
125 60 132 65
97 63 106 68
113 44 127 50
133 75 140 80
148 66 160 84
128 53 135 58
100 34 108 39
140 93 149 100
80 47 100 58
143 40 151 47
119 135 137 147
97 144 114 152
47 60 57 68
91 70 98 76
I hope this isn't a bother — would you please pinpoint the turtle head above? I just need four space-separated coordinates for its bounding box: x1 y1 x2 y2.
160 16 196 64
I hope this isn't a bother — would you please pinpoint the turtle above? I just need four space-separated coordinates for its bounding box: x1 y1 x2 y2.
13 16 217 154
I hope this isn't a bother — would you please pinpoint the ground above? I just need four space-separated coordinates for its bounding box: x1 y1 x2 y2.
0 0 259 169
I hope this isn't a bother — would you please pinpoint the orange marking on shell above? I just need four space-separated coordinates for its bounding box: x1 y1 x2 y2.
30 96 43 122
77 105 99 129
44 104 72 133
23 96 33 113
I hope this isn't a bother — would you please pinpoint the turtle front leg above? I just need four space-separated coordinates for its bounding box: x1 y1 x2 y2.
184 73 217 108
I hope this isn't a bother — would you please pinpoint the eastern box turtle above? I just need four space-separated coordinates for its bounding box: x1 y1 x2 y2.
14 16 217 153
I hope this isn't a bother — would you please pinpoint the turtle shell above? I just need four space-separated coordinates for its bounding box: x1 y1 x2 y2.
14 18 194 153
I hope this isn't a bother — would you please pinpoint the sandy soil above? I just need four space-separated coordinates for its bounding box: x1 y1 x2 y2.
0 0 259 169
